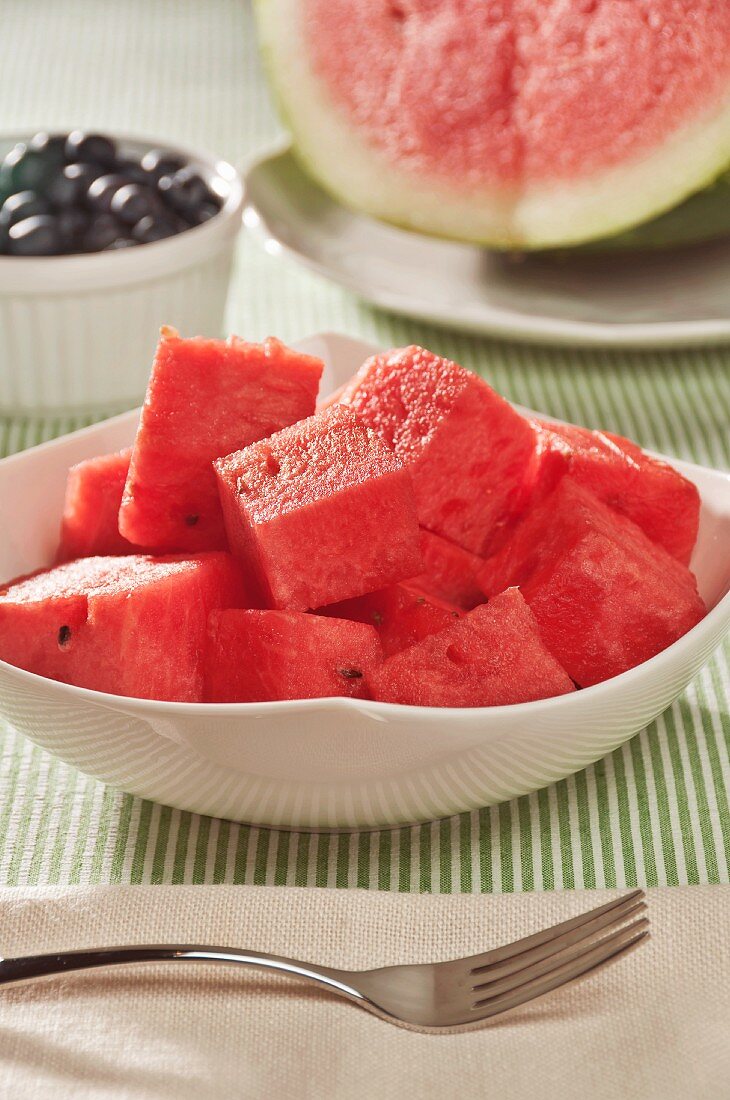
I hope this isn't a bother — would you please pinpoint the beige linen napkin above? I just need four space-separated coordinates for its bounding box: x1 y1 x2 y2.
0 885 726 1100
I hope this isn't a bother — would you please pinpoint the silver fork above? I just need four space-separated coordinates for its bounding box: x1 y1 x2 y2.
0 890 648 1033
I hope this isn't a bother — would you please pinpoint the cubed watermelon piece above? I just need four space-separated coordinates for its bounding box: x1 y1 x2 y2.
531 419 700 565
0 552 248 701
409 529 486 609
57 449 145 561
204 608 382 701
477 480 705 687
338 346 536 555
319 582 461 657
214 404 422 611
369 588 575 707
119 327 323 553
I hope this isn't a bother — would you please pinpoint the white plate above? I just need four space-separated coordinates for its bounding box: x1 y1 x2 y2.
244 146 730 349
0 332 728 830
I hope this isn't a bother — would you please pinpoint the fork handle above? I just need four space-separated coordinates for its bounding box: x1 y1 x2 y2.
0 945 364 1004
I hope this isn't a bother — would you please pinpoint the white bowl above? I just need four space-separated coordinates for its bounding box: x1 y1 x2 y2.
0 332 728 830
0 132 244 414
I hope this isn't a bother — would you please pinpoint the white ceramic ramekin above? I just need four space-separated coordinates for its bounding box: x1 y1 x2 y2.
0 333 728 830
0 132 244 414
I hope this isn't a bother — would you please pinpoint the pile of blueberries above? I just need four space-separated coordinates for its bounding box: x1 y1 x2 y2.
0 130 223 257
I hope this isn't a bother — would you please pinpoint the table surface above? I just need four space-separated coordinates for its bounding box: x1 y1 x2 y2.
0 0 727 892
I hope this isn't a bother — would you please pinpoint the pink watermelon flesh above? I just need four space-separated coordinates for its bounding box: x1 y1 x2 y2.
204 608 382 702
530 419 700 565
368 588 575 708
409 529 486 610
214 404 422 611
304 2 730 191
57 449 147 561
0 553 248 701
476 480 705 687
119 328 323 554
318 581 461 657
338 346 536 555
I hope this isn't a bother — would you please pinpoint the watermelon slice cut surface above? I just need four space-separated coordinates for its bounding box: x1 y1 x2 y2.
368 588 575 708
338 346 536 555
410 529 486 610
477 480 705 687
119 327 323 554
58 449 146 561
204 608 382 701
0 553 248 701
531 420 701 565
319 582 461 657
215 404 422 611
256 1 730 248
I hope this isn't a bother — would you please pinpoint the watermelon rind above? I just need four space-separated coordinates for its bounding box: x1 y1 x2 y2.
255 0 730 250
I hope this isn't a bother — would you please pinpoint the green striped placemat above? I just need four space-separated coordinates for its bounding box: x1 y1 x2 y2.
0 0 727 890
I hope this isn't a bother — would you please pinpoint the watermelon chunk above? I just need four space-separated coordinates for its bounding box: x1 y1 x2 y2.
118 327 323 553
477 480 705 687
57 449 144 561
338 346 536 555
532 419 700 565
0 553 248 701
204 608 382 701
319 582 461 657
214 404 422 611
409 529 485 610
368 588 575 708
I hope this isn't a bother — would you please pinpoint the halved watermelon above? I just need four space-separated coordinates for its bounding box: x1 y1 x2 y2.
119 327 323 553
369 588 575 707
477 480 705 687
57 449 142 561
531 419 701 565
319 581 461 657
338 346 535 555
256 1 730 248
205 608 382 701
0 553 248 701
215 404 422 611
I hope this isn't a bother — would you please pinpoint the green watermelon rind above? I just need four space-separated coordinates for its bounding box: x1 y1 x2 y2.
254 0 730 250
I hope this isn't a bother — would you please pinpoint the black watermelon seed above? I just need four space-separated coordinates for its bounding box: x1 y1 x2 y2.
184 514 199 527
337 667 364 680
57 625 72 647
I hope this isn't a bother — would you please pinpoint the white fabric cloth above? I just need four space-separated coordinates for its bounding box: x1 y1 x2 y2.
0 885 726 1099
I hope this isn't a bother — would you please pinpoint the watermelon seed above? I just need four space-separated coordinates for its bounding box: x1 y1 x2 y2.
415 596 426 605
337 667 363 680
184 514 199 526
372 611 383 626
57 625 72 648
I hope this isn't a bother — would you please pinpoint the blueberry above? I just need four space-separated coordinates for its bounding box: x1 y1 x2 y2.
28 132 68 172
47 162 104 207
158 167 213 213
8 215 63 256
110 183 161 225
87 173 127 214
103 237 136 251
0 190 50 230
82 213 126 252
64 130 117 168
131 214 177 244
57 207 90 250
116 157 154 187
189 200 221 225
0 143 49 194
140 148 187 181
